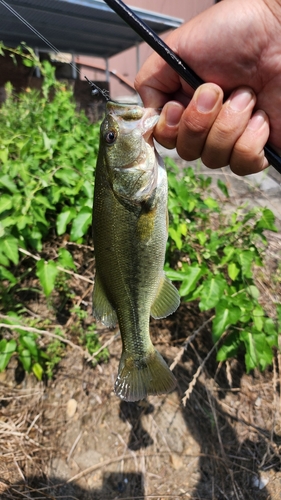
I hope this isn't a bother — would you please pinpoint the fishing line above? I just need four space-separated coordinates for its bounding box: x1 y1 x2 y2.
104 0 281 175
0 0 110 100
0 0 69 63
3 0 281 173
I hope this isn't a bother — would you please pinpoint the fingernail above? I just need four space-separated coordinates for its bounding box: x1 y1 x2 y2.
229 88 253 111
248 111 266 131
195 86 220 113
165 102 183 126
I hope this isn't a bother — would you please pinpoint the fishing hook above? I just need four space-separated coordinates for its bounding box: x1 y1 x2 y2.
84 76 111 102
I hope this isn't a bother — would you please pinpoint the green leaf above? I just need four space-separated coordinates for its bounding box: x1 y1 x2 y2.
246 285 260 300
277 304 281 331
0 147 8 164
196 231 207 246
19 348 32 372
0 194 12 213
241 330 273 372
179 222 187 236
70 207 92 241
252 305 264 332
169 227 183 250
22 57 35 67
28 229 43 251
36 259 59 296
0 235 19 265
56 207 76 235
58 248 76 270
0 339 17 371
228 262 239 281
0 265 17 283
35 194 54 210
42 131 54 152
240 330 258 371
199 275 226 311
237 250 253 279
32 362 43 380
217 331 240 361
20 335 38 360
0 174 17 193
242 208 258 224
256 208 277 232
212 298 241 340
82 180 94 199
203 197 219 210
179 266 202 297
54 168 80 186
217 179 229 198
264 318 278 348
221 246 235 264
0 251 9 267
164 268 185 282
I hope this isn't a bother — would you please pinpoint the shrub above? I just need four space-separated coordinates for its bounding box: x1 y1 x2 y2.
0 44 279 378
165 160 280 372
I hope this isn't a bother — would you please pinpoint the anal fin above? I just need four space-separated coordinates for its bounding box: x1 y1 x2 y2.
150 273 180 319
93 272 117 327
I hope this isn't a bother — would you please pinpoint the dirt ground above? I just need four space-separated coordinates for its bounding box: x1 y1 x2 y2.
0 165 281 500
1 310 281 500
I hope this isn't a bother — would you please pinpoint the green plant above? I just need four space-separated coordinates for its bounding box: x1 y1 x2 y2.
0 43 99 296
0 314 50 380
0 42 279 381
44 328 66 378
71 305 109 365
165 159 279 372
0 43 102 378
83 326 109 366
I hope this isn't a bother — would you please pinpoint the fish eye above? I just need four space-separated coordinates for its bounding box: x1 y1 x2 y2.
104 130 117 144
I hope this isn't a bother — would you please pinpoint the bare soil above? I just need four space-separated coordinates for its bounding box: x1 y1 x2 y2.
0 167 281 500
1 311 281 500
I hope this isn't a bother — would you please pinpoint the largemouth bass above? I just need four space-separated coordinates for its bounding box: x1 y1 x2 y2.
92 100 180 402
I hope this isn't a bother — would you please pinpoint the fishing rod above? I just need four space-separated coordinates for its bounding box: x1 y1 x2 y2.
1 0 280 175
103 0 281 176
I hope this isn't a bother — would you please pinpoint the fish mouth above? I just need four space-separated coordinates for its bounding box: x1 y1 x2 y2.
106 100 159 142
141 110 159 143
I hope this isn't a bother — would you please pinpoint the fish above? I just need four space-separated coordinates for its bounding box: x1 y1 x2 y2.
92 100 180 402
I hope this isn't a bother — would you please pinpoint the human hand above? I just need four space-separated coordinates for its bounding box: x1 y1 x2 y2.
135 0 281 175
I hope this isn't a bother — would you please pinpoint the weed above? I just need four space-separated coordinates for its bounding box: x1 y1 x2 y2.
0 44 279 380
45 328 66 378
165 160 279 372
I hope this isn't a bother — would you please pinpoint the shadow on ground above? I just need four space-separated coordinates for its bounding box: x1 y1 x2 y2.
175 363 272 499
2 355 279 500
1 472 144 499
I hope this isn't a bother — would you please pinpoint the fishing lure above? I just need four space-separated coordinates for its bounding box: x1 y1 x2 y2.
84 76 111 102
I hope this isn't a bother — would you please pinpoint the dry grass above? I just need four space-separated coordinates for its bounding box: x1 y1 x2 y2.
0 382 50 496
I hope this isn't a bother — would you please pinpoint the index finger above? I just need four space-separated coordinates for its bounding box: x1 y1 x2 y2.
135 51 193 108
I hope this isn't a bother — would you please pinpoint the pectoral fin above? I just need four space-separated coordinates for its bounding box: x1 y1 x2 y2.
93 272 117 327
150 274 180 319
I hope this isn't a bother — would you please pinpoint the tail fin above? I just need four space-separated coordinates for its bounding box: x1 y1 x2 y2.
114 348 176 402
